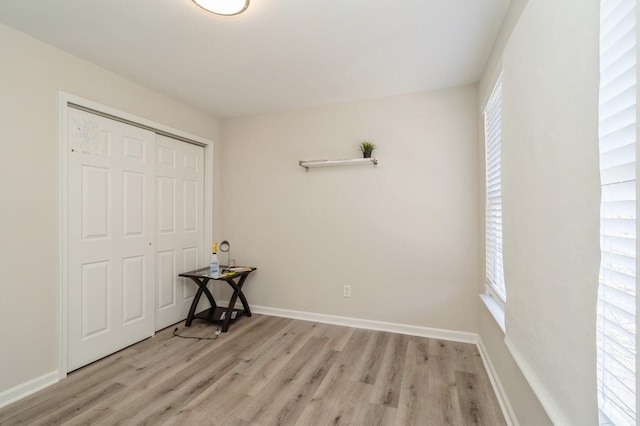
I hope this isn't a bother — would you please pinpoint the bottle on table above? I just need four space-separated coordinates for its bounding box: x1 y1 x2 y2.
209 242 219 276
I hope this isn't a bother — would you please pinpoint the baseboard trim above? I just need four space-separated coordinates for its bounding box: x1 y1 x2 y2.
504 337 566 425
477 337 518 426
0 370 59 409
232 303 478 344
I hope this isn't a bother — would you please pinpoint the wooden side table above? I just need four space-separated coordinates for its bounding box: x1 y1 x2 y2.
179 266 256 332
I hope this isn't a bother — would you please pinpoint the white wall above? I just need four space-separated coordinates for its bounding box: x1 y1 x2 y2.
479 0 601 424
501 1 600 424
479 308 552 426
220 86 480 332
476 0 554 425
0 23 222 395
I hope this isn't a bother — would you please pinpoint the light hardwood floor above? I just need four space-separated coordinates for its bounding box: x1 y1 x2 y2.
0 315 506 425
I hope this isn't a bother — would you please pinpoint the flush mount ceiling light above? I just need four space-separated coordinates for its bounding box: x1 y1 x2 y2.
192 0 249 16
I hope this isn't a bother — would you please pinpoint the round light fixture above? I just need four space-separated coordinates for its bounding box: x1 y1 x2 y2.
192 0 249 16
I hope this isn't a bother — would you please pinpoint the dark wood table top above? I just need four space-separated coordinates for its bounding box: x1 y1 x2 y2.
179 266 257 281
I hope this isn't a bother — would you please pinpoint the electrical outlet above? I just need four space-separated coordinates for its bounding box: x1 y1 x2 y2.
343 285 352 297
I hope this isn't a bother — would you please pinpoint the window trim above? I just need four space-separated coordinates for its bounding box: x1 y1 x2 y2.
480 290 506 334
484 73 507 304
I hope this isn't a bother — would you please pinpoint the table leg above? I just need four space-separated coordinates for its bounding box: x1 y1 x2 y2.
185 277 213 327
201 287 217 320
235 275 252 317
220 275 252 332
222 287 241 333
185 280 204 327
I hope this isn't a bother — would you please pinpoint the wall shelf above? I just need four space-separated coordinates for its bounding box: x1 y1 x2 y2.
299 157 378 171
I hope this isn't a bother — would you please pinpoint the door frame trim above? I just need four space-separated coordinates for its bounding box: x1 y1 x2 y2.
57 92 215 378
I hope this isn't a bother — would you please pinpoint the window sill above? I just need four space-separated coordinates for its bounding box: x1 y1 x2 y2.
598 410 615 426
480 293 506 333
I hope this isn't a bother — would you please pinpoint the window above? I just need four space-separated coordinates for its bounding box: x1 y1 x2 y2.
484 74 506 303
597 0 637 424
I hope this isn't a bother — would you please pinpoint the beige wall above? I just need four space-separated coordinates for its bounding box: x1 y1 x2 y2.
220 86 480 332
0 23 221 394
478 0 600 424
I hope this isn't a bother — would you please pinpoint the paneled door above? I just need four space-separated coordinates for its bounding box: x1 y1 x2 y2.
154 135 205 330
67 108 156 371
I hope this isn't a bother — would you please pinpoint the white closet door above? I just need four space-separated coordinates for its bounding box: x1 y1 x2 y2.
154 134 205 330
67 108 156 371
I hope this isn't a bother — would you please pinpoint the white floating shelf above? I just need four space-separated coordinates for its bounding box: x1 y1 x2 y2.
299 157 378 171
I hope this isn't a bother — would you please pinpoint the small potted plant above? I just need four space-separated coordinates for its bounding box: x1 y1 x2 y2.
359 141 376 158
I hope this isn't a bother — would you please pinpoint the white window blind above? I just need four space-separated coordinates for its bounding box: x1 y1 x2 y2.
597 0 637 424
484 75 506 302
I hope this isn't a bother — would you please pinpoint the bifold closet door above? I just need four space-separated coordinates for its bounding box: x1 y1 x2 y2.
154 134 205 330
67 108 156 371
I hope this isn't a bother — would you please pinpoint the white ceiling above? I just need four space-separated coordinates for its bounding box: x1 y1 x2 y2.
0 0 509 118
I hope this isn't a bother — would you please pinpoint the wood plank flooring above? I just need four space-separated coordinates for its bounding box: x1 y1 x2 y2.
0 315 506 425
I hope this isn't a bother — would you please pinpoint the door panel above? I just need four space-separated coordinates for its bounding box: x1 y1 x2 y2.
123 136 146 160
81 260 110 338
122 255 145 324
157 250 176 310
67 108 155 371
157 176 176 234
81 165 110 240
122 171 145 237
155 135 204 330
181 247 198 300
157 145 175 167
